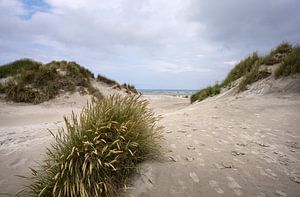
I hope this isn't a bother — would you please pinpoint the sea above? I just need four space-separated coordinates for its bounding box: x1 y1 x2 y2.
139 89 197 96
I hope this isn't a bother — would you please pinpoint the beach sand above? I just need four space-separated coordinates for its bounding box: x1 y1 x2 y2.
0 92 300 196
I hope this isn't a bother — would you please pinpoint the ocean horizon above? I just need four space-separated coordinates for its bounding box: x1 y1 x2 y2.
139 89 197 95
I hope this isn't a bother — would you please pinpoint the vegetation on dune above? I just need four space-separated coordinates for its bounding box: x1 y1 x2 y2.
262 42 293 65
121 83 139 94
190 84 221 103
18 95 161 197
97 74 118 86
0 59 41 78
96 74 139 94
222 52 260 86
238 63 271 91
275 45 300 78
0 59 103 104
191 42 298 103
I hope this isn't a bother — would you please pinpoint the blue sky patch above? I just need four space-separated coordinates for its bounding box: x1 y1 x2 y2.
20 0 51 20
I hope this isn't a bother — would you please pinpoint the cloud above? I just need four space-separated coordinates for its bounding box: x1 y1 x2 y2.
223 61 239 66
152 62 211 73
189 0 300 49
0 0 300 89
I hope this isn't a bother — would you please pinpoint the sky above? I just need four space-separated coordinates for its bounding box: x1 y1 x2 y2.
0 0 300 89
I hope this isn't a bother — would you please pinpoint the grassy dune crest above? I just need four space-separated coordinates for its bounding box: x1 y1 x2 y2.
0 59 102 103
191 42 299 103
18 95 161 197
275 45 300 78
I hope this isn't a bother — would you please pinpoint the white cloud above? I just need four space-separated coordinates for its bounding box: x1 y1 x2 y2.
223 60 238 66
152 62 211 73
0 0 299 89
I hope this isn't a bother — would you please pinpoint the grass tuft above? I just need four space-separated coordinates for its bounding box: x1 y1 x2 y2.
97 75 118 86
223 52 260 86
121 83 139 94
262 42 293 65
0 59 41 78
18 95 161 197
238 63 271 91
275 45 300 78
190 84 221 103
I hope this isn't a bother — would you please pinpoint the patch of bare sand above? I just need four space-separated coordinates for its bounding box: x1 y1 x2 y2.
122 94 300 197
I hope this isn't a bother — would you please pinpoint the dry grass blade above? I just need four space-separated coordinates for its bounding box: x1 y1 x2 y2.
18 94 162 196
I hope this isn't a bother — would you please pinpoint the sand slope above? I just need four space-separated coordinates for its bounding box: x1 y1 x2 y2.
123 93 300 197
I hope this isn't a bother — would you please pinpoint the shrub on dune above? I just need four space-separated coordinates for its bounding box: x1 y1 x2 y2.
18 95 161 197
275 45 300 78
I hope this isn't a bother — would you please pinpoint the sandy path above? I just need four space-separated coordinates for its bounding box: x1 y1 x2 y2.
124 94 300 197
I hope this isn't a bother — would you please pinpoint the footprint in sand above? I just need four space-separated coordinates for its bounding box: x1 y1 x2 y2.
209 180 224 194
227 176 243 196
170 144 177 149
275 190 287 197
189 172 200 183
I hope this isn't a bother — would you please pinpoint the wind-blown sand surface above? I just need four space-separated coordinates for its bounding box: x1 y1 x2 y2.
0 92 300 196
123 93 300 197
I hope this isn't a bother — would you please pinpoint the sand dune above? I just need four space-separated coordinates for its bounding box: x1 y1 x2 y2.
1 82 300 196
123 93 300 197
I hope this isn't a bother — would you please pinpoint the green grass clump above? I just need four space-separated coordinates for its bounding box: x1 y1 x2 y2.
190 84 221 103
97 75 118 86
275 45 300 78
0 83 5 93
0 59 41 78
262 42 293 65
19 95 161 197
121 83 139 94
0 60 102 104
238 64 271 91
223 52 260 86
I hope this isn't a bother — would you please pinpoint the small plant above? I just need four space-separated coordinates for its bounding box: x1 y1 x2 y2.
262 42 293 65
190 84 221 103
238 64 271 91
275 45 300 78
121 83 139 94
97 75 118 86
18 95 161 197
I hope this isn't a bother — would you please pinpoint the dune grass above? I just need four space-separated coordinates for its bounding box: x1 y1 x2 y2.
0 60 102 103
121 83 139 94
222 52 260 86
190 84 221 103
191 42 300 103
262 42 293 65
18 95 161 197
238 63 271 91
275 45 300 78
97 75 118 86
0 59 41 78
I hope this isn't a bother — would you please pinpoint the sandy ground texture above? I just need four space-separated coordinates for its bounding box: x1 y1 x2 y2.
0 87 300 196
122 93 300 197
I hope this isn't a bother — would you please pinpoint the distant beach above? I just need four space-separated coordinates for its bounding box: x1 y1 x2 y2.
139 89 197 96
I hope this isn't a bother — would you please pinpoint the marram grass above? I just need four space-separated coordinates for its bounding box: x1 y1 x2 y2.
18 95 162 196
